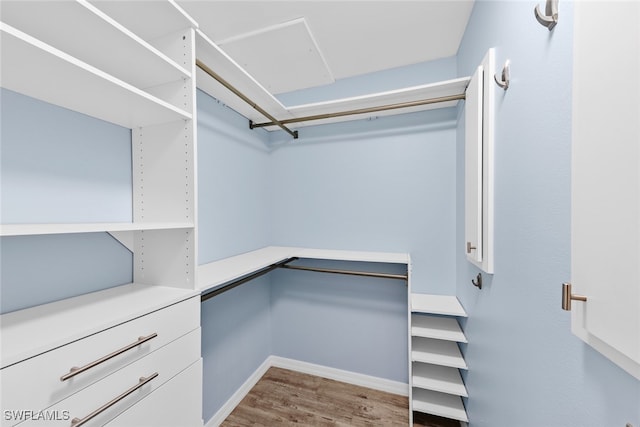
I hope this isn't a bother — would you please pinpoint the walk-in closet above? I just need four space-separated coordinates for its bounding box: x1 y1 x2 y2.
1 2 638 427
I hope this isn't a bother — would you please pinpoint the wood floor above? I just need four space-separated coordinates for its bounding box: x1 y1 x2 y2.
221 367 460 427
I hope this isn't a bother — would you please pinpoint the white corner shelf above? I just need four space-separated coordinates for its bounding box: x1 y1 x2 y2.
412 388 469 423
1 22 192 129
411 294 467 317
1 1 190 91
197 246 410 294
0 222 195 237
411 314 467 343
410 292 469 423
412 363 468 397
411 337 468 370
0 283 199 369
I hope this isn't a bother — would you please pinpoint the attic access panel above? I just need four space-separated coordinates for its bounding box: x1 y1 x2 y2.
217 18 334 95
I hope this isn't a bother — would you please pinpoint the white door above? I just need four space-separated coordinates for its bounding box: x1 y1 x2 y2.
571 1 640 379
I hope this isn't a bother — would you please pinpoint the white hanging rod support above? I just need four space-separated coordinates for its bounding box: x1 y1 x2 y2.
195 59 299 139
249 93 466 129
280 264 408 281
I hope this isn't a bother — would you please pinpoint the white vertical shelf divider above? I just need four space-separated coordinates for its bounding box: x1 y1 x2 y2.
410 293 469 423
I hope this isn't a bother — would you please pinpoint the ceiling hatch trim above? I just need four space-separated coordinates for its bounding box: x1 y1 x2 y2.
216 17 334 95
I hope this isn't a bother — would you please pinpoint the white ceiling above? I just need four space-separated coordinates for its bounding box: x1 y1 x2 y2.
177 1 474 96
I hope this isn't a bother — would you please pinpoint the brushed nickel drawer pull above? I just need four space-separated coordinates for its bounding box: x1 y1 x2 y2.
61 333 158 381
70 372 158 426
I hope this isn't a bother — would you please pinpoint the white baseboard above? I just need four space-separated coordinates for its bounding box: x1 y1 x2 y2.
204 355 409 427
269 356 409 397
204 358 271 427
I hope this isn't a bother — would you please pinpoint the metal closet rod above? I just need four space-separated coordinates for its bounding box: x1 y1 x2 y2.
250 93 467 129
195 59 299 139
200 258 408 302
196 59 466 138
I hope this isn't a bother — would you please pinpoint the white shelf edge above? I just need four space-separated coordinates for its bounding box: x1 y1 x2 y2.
411 294 467 317
412 363 468 397
412 388 468 423
1 1 191 91
0 222 194 237
197 246 410 293
1 22 192 129
411 337 468 370
0 283 199 369
411 314 467 343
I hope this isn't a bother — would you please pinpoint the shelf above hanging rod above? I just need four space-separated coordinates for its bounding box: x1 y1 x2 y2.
250 93 466 129
200 252 409 302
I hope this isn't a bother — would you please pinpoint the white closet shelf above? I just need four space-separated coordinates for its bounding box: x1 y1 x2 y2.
412 388 469 423
279 77 470 130
197 246 410 293
0 222 194 237
411 314 467 343
89 0 198 43
0 283 199 369
1 1 190 91
412 363 468 397
411 337 468 370
0 23 192 129
411 294 467 317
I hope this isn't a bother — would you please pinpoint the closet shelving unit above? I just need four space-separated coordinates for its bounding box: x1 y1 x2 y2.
410 294 469 424
0 0 199 288
1 0 201 388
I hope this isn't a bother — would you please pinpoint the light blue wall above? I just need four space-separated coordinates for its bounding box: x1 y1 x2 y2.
197 89 271 264
196 90 274 422
0 89 133 314
456 2 640 426
269 110 458 295
1 89 132 223
200 276 272 422
271 259 408 382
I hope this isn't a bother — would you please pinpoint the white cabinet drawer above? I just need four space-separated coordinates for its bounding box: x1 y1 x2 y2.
1 296 198 423
14 328 200 427
105 359 203 427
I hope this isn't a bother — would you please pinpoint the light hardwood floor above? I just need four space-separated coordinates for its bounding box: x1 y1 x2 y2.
221 367 460 427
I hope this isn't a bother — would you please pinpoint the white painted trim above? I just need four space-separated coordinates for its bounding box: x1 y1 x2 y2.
269 356 409 397
204 358 272 427
204 355 409 427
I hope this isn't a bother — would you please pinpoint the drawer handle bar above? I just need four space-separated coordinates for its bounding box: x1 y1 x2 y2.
70 372 158 427
60 333 158 381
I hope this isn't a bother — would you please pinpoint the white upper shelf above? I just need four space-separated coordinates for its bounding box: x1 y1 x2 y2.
0 222 194 237
0 0 190 91
198 246 410 293
0 23 192 129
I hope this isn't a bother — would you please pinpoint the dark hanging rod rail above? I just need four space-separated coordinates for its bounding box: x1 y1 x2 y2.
249 93 466 129
195 59 299 139
200 257 297 303
201 258 408 302
280 264 408 281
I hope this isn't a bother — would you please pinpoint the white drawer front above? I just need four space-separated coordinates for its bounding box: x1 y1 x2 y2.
1 297 198 424
105 359 203 427
12 328 200 427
